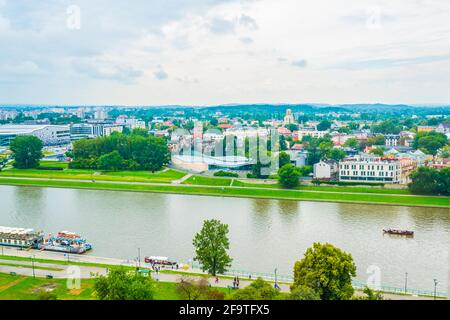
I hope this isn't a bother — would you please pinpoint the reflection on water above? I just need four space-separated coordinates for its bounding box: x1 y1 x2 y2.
0 185 448 292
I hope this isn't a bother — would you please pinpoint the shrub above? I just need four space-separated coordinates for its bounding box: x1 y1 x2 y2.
37 166 64 171
214 171 239 178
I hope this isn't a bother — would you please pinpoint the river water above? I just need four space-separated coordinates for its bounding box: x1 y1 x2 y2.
0 185 448 293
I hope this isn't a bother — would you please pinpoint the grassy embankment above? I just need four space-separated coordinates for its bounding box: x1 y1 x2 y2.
0 161 186 183
0 272 226 300
0 162 448 208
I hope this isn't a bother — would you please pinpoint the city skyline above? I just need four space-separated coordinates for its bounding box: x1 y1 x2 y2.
1 0 450 105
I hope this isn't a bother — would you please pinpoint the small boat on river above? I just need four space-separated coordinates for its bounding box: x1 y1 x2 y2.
144 256 177 266
383 229 414 236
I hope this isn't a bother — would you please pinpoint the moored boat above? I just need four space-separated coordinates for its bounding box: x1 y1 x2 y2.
383 229 414 236
38 231 93 254
144 256 177 266
0 226 44 249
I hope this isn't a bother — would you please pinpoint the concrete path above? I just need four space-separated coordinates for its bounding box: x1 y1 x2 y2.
0 247 441 300
172 173 192 185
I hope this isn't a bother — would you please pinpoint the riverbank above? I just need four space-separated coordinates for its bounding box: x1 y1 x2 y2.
0 248 445 300
0 176 448 208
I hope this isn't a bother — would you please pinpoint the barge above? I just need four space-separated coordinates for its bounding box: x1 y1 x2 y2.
0 226 44 249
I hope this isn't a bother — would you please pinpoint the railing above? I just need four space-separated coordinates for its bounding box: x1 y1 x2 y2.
191 261 448 298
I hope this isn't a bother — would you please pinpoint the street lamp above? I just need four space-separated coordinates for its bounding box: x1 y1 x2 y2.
404 272 408 294
138 248 141 269
433 279 438 300
31 255 35 279
274 268 278 289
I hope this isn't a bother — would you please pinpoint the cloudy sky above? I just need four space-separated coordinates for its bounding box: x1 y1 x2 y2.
1 0 450 105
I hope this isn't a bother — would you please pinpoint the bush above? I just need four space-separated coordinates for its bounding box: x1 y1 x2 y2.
37 166 64 171
278 164 301 189
214 171 239 178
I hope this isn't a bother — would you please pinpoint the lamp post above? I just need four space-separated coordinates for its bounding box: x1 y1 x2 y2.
31 255 35 279
274 268 278 289
404 272 408 294
433 279 438 300
138 248 141 269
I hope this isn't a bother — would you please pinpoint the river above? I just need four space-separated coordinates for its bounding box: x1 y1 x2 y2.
0 185 448 293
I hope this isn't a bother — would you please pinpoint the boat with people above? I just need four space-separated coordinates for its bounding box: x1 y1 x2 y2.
144 256 177 266
38 231 93 254
383 229 414 236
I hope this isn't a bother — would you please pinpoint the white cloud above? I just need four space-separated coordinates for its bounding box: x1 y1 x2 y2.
0 0 450 105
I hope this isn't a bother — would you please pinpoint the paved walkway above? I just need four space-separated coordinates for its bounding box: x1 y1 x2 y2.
172 173 193 185
0 247 441 300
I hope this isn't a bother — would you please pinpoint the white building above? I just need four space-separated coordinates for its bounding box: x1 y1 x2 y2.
436 122 450 139
339 154 401 184
313 160 338 180
0 125 70 146
385 134 400 147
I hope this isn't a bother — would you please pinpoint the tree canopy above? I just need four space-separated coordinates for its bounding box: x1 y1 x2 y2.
193 219 233 276
408 166 450 196
70 133 170 171
94 267 155 300
231 278 280 300
413 131 448 155
278 164 301 188
292 242 356 300
10 136 43 169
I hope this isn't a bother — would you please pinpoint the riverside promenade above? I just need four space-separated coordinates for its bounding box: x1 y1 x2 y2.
0 246 444 300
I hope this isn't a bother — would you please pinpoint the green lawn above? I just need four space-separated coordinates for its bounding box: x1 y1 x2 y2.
233 180 412 195
0 164 187 184
0 261 63 272
182 175 233 186
0 177 447 208
0 272 230 300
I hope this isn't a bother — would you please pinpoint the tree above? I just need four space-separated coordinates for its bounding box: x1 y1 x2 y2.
324 148 346 161
413 131 448 155
193 219 233 276
298 165 313 177
288 286 321 300
176 276 224 300
286 123 299 132
10 136 43 169
344 138 359 149
358 286 384 300
292 242 356 300
231 278 280 300
408 166 449 196
370 147 385 157
96 151 124 171
372 120 401 134
317 120 332 131
37 290 58 300
94 267 155 300
278 164 301 188
278 151 291 168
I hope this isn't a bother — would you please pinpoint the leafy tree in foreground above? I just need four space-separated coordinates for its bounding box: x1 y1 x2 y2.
193 219 233 276
176 276 224 300
292 242 356 300
278 164 301 189
288 285 321 300
10 136 43 169
231 278 280 300
94 267 155 300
